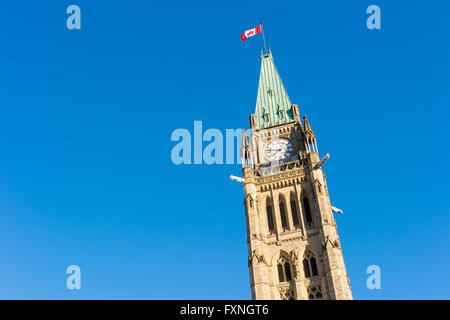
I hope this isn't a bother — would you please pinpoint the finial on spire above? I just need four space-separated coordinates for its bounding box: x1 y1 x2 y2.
303 115 314 134
261 23 268 55
240 129 253 168
302 115 318 154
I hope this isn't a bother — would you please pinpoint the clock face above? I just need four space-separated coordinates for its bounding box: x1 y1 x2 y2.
264 138 295 161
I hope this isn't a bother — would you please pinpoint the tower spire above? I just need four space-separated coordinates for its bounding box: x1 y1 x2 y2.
254 50 295 130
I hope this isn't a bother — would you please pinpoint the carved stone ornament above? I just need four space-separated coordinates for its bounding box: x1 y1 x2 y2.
290 250 298 263
248 249 266 266
321 236 340 249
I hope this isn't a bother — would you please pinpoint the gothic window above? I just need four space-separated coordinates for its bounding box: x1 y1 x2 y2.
263 113 269 122
279 196 288 230
277 256 293 283
279 110 285 120
307 285 323 300
266 198 275 234
302 196 313 225
290 193 300 227
303 249 319 278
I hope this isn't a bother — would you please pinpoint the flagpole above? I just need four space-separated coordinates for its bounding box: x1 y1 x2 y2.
261 23 268 55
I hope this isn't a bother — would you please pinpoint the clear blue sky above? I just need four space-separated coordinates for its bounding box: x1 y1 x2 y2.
0 1 448 299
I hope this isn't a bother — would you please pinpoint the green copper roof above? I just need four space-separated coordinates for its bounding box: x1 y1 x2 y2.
254 50 295 130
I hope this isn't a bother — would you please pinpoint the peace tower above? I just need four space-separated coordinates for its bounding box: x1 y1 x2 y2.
237 49 353 300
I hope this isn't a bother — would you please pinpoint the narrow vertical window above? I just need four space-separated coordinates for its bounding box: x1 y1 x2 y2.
266 203 275 233
277 264 284 282
279 200 288 230
303 197 312 224
284 263 292 281
290 197 300 227
310 257 318 276
303 259 311 278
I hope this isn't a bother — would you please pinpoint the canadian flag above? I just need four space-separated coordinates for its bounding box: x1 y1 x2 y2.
241 25 262 41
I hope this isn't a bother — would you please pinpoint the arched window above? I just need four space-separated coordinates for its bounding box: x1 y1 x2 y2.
303 249 319 278
266 198 275 234
302 196 312 225
279 197 288 230
277 255 293 283
290 193 300 227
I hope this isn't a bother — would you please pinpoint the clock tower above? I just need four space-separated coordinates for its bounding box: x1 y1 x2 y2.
238 49 353 300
